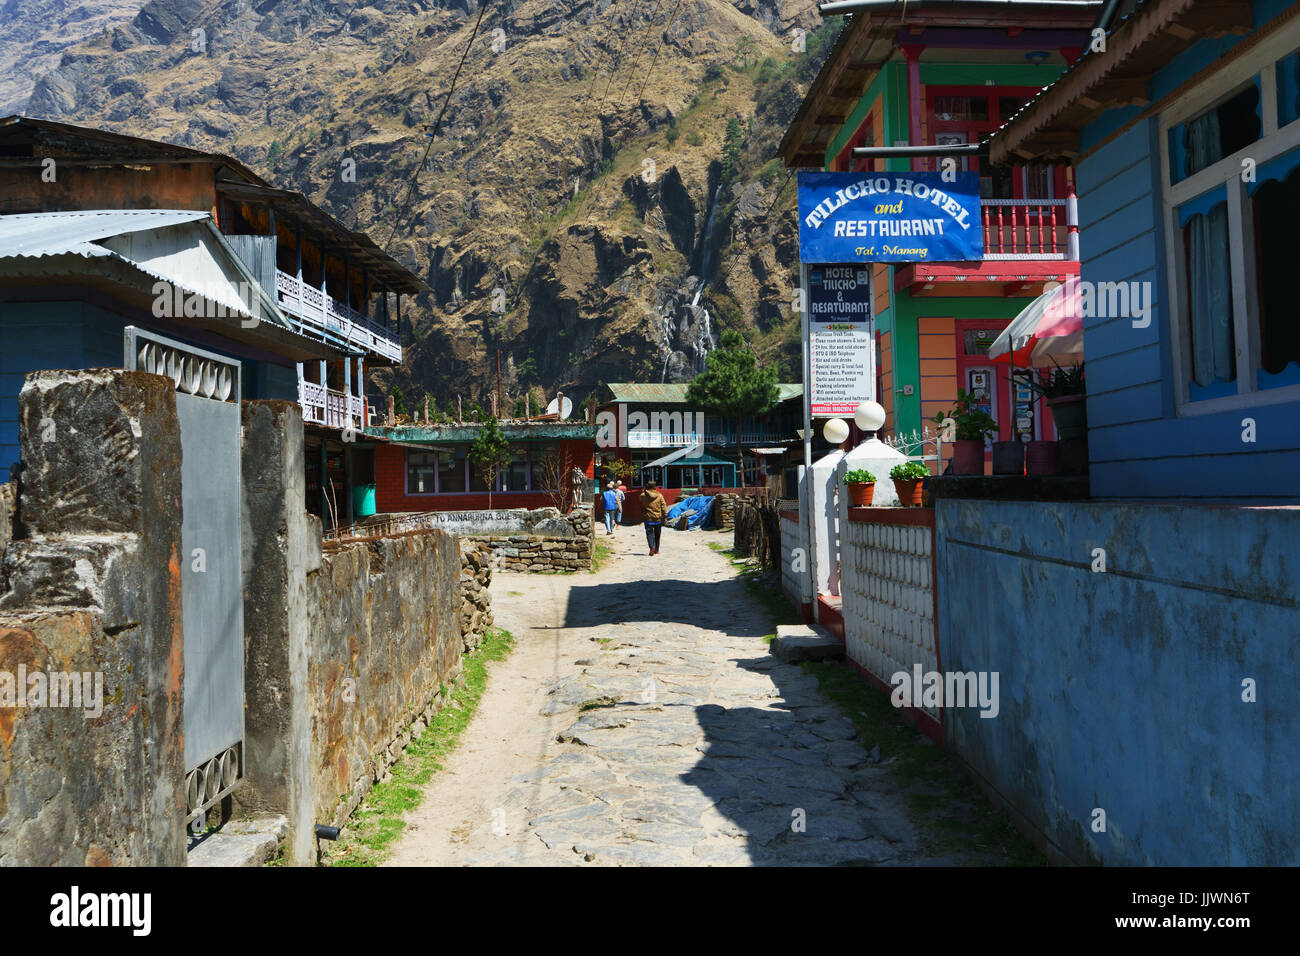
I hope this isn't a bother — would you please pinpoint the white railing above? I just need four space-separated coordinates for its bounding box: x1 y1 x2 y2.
299 380 366 430
276 269 402 363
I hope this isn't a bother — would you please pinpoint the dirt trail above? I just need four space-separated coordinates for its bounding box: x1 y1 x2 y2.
385 525 927 866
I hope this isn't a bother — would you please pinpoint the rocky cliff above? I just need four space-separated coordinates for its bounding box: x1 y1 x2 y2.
15 0 839 407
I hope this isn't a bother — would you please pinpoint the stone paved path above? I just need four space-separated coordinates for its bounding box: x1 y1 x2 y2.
386 525 928 866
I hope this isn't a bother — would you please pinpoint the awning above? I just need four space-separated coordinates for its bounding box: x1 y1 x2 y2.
749 447 790 455
640 443 703 470
989 279 1083 367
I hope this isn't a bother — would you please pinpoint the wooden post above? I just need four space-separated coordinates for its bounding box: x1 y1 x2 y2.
457 395 463 424
525 392 531 419
424 395 430 424
387 394 395 426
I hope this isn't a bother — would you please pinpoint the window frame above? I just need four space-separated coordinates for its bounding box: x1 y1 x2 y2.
1160 18 1300 416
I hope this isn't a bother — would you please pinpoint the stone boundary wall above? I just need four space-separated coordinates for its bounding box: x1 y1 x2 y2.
309 530 461 836
0 481 13 553
468 509 593 572
711 493 739 531
458 542 494 648
0 370 185 866
240 402 468 865
369 507 593 573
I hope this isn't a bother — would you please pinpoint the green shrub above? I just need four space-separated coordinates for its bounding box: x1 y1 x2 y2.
890 461 930 480
845 468 876 484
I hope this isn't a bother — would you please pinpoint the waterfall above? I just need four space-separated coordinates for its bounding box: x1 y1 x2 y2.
695 183 723 296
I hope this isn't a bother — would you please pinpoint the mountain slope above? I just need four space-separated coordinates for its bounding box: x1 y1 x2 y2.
22 0 839 408
0 0 145 113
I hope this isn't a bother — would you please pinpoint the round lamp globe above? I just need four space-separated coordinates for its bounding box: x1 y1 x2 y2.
823 418 850 445
854 401 886 432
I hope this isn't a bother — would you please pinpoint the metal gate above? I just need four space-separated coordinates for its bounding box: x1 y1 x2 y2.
125 327 244 830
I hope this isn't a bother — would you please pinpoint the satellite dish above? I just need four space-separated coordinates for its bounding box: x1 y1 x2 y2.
546 396 574 420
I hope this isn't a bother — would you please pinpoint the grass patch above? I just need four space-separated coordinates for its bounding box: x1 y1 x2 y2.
323 627 516 867
591 538 612 573
712 542 1043 865
798 659 1045 865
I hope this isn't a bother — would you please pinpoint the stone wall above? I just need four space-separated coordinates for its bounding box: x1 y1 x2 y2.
311 531 461 834
711 493 739 531
238 402 467 865
369 506 593 572
0 481 13 553
464 508 593 572
459 541 495 650
0 370 185 866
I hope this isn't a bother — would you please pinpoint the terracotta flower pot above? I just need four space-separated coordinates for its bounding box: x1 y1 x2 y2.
846 482 875 507
893 478 925 507
951 439 985 476
1025 439 1059 476
1047 394 1088 440
992 441 1024 475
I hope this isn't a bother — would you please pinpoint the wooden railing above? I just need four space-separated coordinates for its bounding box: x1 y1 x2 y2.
981 199 1078 261
299 380 366 430
276 270 402 362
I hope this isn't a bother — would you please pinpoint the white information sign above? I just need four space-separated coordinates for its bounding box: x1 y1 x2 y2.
807 264 874 417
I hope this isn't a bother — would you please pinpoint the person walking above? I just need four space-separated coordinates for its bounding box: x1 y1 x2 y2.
640 479 668 555
614 481 626 526
601 481 618 535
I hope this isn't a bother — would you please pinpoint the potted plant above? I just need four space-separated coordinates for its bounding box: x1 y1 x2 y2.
1025 362 1086 475
931 390 998 476
1027 362 1086 438
844 468 876 507
890 461 929 507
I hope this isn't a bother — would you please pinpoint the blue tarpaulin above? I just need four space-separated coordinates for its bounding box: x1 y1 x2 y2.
667 495 714 530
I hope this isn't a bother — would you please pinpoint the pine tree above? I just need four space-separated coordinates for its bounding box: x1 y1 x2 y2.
685 330 778 484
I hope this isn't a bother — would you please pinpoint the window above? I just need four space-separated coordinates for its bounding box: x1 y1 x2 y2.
1251 162 1300 389
406 451 438 495
438 449 466 493
1167 82 1262 184
927 86 1061 197
1161 22 1300 412
503 446 529 491
836 112 877 173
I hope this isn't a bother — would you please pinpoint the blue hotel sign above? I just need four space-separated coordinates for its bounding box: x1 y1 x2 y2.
797 170 983 263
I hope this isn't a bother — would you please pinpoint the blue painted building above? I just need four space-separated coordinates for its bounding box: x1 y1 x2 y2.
992 0 1300 500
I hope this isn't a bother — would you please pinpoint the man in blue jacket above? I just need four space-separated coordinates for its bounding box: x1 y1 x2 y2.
601 482 619 535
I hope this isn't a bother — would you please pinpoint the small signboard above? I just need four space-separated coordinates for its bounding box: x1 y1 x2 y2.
808 265 874 417
797 170 983 264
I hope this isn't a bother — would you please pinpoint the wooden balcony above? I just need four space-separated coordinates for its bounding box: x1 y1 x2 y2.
897 197 1081 297
299 379 366 431
980 199 1077 261
276 269 402 363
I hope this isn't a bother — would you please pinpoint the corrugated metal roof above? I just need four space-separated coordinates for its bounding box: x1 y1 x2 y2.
607 382 803 404
0 210 210 258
